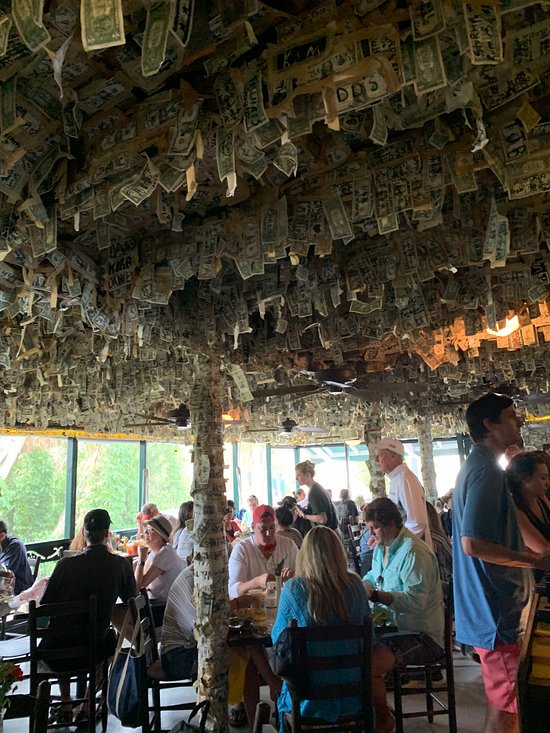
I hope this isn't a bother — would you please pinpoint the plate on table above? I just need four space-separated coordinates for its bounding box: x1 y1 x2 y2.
229 616 252 632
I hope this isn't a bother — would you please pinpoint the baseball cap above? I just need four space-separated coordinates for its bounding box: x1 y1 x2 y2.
144 515 173 542
83 509 112 532
252 504 275 524
376 438 405 456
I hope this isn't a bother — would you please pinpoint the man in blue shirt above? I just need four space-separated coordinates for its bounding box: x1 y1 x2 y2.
0 519 33 594
453 393 550 733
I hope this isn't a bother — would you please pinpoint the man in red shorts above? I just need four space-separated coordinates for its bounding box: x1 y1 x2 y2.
452 393 550 732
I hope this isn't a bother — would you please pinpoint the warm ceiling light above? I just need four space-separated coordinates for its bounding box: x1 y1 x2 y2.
486 315 520 338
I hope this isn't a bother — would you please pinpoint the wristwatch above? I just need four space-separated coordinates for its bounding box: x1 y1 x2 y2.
139 561 146 567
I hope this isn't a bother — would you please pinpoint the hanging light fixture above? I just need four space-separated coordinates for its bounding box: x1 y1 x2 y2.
486 314 520 338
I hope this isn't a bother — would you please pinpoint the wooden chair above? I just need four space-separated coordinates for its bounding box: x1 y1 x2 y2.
390 586 457 733
347 524 362 574
5 680 51 733
27 552 42 582
281 615 374 733
28 595 109 733
128 589 196 733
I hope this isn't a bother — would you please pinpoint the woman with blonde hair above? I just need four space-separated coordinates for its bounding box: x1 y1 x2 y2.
272 526 395 733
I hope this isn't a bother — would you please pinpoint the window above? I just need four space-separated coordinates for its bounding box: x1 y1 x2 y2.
403 439 461 497
270 447 297 505
145 442 193 517
346 443 371 504
298 444 348 502
224 443 236 504
238 442 268 505
75 440 140 533
0 435 67 543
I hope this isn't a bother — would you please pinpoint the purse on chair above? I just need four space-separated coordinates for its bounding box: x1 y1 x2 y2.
273 626 310 689
107 609 149 727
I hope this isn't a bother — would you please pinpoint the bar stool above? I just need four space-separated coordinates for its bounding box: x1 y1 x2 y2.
390 586 457 733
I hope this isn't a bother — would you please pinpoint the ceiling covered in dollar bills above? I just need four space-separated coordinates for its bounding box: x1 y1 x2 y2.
0 0 549 439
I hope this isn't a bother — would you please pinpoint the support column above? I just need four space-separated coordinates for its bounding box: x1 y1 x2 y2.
189 359 229 732
64 437 78 539
416 416 438 502
364 420 385 498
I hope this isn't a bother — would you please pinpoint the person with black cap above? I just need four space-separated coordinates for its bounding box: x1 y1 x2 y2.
135 514 184 625
39 508 136 722
41 509 136 641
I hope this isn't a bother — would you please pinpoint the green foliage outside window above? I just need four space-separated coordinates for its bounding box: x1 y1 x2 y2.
75 441 141 532
0 436 195 545
0 439 66 543
146 443 192 512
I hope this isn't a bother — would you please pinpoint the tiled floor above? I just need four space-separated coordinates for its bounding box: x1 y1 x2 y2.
4 651 485 733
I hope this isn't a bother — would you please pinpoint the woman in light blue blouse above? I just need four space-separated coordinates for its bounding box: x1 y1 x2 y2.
272 526 395 733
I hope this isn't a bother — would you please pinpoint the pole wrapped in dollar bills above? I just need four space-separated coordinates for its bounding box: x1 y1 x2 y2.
364 418 385 498
416 415 438 502
190 359 229 733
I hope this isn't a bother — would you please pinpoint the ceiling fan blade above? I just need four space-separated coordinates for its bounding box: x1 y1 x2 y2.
244 427 279 433
252 384 319 398
313 367 357 386
141 415 174 424
291 387 327 401
124 421 173 427
343 387 375 400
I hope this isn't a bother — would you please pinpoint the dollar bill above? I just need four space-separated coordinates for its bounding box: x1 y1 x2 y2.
410 0 445 40
369 104 388 146
377 213 399 235
500 119 528 163
252 118 282 149
168 101 201 155
216 127 236 196
464 2 502 65
414 36 446 95
0 13 12 57
507 20 550 71
78 77 129 116
272 142 297 178
158 160 186 192
243 68 270 133
225 362 254 402
505 152 550 199
12 0 51 52
0 74 16 133
171 0 195 48
80 0 125 52
213 73 243 130
479 69 539 110
351 175 373 222
142 1 173 78
323 197 353 243
235 129 267 180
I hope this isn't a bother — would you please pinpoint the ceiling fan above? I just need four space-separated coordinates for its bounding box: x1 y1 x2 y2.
245 416 325 435
124 403 192 430
252 367 427 401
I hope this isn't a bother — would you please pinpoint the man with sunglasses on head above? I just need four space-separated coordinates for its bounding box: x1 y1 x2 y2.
228 504 297 599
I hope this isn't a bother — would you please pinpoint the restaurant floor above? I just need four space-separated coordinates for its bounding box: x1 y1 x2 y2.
5 651 485 733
